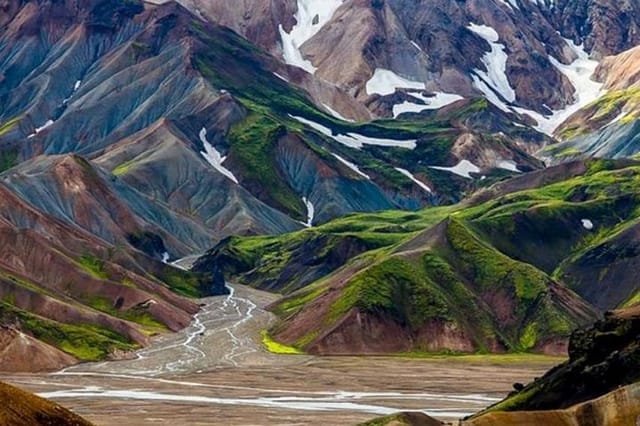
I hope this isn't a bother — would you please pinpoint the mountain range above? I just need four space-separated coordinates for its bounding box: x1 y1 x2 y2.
0 0 640 371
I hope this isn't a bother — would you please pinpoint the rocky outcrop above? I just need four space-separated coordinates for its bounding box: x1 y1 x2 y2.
360 412 443 426
0 380 94 425
541 0 640 59
467 305 640 423
595 45 640 90
466 383 640 426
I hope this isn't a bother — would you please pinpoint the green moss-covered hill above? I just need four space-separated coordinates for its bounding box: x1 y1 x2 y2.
195 159 640 355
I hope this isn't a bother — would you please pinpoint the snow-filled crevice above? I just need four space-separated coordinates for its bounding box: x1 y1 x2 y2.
279 0 344 74
199 127 239 184
290 115 417 149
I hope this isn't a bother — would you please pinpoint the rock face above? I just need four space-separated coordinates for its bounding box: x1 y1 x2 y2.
466 383 640 426
0 380 94 426
542 0 640 59
465 305 640 426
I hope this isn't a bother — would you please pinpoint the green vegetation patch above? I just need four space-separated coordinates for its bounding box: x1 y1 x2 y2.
329 256 451 329
0 117 20 136
77 255 109 279
88 296 167 331
260 330 303 354
0 302 137 361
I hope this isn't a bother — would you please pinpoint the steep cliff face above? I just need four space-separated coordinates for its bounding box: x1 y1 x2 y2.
465 305 640 426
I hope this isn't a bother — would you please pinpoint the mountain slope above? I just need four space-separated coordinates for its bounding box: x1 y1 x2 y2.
0 380 93 426
0 0 545 238
194 159 640 355
545 45 640 161
171 0 638 137
0 154 223 370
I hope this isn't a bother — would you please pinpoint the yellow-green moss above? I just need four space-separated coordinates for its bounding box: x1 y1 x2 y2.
260 330 303 354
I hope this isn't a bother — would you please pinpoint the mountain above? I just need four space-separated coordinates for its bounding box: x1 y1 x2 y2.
169 0 640 165
0 0 548 236
0 154 223 371
174 0 637 118
0 380 93 426
1 0 640 370
194 158 640 355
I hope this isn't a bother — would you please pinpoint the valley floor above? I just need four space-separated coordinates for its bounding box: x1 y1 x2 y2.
0 285 558 425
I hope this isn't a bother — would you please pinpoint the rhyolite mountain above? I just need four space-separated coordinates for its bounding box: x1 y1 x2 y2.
0 0 552 243
1 0 640 367
0 154 225 371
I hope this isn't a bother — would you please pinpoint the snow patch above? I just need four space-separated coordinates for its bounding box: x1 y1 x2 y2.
497 160 521 173
430 160 481 179
290 115 416 149
199 127 239 184
27 119 54 138
366 69 426 96
162 252 170 263
468 23 516 105
302 197 315 227
393 92 464 117
410 41 423 52
273 72 290 82
395 168 432 193
332 153 370 179
322 103 354 122
279 0 344 73
512 39 605 135
603 111 628 128
366 69 463 116
581 219 594 230
497 0 520 10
